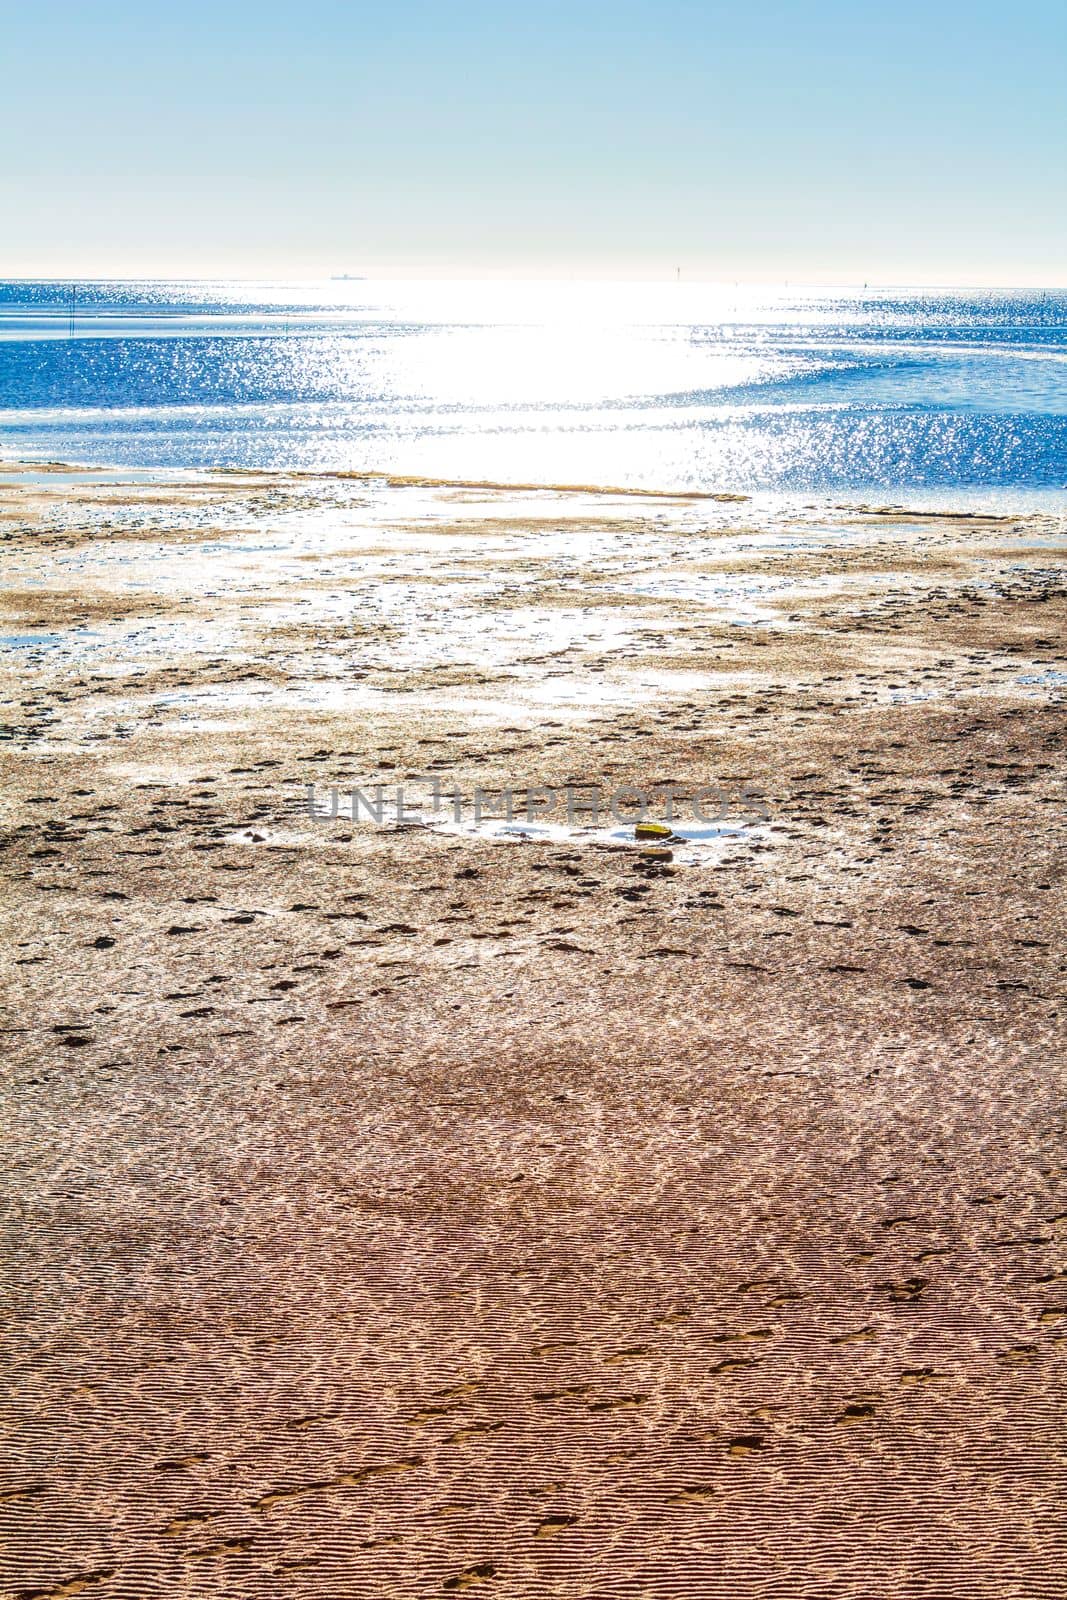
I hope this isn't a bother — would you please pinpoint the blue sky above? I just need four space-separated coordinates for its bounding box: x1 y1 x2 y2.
3 0 1065 281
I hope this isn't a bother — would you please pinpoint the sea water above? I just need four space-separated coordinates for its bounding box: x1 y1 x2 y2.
1 279 1064 504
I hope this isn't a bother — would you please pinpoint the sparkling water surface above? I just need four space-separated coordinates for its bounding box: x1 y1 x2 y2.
1 280 1065 502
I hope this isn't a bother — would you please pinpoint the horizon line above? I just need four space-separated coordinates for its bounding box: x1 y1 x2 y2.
2 272 1066 292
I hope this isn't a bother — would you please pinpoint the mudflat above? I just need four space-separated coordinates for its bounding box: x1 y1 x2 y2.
1 467 1065 1599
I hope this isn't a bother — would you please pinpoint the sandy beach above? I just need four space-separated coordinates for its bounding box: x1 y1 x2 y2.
1 465 1065 1598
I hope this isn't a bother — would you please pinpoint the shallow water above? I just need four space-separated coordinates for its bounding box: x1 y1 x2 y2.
1 280 1065 503
0 632 63 649
286 802 760 868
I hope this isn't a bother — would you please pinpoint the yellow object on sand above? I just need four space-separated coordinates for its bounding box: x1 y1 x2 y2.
635 821 673 839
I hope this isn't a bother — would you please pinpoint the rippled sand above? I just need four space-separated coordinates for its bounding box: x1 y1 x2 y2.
1 467 1065 1598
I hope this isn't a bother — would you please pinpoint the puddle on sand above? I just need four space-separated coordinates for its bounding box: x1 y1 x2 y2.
0 631 64 650
315 804 759 865
1016 669 1067 687
243 799 763 867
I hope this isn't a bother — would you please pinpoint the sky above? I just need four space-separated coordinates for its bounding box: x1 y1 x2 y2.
2 0 1065 284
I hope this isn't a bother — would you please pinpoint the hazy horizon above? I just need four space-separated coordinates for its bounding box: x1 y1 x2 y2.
3 273 1067 290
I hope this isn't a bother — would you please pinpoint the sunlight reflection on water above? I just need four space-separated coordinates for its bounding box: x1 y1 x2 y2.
1 281 1065 500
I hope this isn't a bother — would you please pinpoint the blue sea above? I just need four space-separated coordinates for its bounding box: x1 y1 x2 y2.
1 280 1065 504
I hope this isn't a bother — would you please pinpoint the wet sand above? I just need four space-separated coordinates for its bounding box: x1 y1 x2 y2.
1 467 1065 1598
